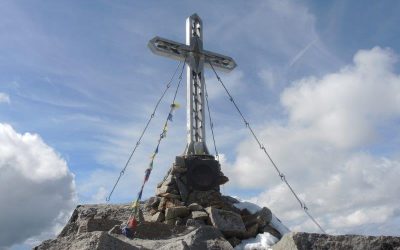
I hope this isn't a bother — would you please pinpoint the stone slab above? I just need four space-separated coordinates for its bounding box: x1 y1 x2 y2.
151 212 165 223
188 203 203 211
165 206 190 220
191 211 208 220
272 232 400 250
206 207 246 237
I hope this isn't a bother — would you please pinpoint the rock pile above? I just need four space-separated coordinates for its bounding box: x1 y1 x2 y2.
34 197 284 249
143 155 284 245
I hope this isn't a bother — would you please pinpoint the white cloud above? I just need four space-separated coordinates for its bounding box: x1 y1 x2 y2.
281 47 400 149
227 47 400 235
0 92 10 104
0 123 76 248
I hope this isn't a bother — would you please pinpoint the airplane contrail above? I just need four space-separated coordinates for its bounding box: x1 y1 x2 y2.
288 38 317 68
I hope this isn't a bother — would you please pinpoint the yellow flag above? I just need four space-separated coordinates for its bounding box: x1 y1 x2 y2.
131 201 139 208
171 102 180 109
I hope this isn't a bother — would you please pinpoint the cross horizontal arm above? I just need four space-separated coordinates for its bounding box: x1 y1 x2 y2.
148 36 237 72
203 50 236 72
148 36 189 62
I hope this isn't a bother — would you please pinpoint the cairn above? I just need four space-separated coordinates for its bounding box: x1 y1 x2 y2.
143 155 282 245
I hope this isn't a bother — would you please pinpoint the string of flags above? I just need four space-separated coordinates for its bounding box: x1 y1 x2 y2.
122 102 181 238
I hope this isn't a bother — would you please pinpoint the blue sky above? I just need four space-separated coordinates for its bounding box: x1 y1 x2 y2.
1 0 400 249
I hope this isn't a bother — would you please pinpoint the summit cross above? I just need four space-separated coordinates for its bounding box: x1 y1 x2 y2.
148 13 236 156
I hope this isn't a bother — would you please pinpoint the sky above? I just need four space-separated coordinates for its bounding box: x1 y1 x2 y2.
1 0 400 249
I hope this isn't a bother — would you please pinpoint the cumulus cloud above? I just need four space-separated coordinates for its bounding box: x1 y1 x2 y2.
0 92 10 104
227 47 400 235
282 47 400 149
0 123 76 248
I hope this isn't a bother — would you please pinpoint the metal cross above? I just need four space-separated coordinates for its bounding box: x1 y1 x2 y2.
148 13 236 156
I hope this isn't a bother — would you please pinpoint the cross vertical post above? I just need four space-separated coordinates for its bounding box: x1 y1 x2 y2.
185 14 207 155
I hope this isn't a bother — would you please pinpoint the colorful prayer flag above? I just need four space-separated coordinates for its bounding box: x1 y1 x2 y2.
144 168 151 182
138 189 143 200
171 102 180 109
167 113 173 121
131 201 139 208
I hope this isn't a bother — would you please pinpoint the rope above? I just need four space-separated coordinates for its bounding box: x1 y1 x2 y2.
208 62 326 234
204 80 219 161
126 58 186 224
106 61 183 202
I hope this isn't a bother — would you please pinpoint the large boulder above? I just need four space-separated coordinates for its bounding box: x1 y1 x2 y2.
165 206 190 220
206 207 246 237
35 231 139 250
36 225 234 250
58 204 133 237
272 232 400 250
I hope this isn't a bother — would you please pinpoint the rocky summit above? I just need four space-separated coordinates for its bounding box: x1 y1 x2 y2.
33 198 277 250
33 202 400 250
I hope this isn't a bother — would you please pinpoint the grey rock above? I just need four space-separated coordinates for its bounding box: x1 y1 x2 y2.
156 185 173 195
179 175 187 185
227 237 241 248
36 224 233 250
186 219 205 227
221 195 240 205
165 218 177 226
58 204 136 237
165 199 185 208
263 224 282 239
145 196 160 209
216 175 229 185
175 217 184 226
165 206 190 220
158 193 181 199
108 225 122 235
159 240 190 250
172 164 187 174
191 211 208 220
187 190 225 208
256 207 272 226
35 231 139 250
175 156 186 167
150 212 165 222
86 218 122 232
271 232 400 250
163 174 175 186
158 197 166 211
188 203 203 211
241 213 258 227
242 223 259 239
175 176 189 202
206 207 246 237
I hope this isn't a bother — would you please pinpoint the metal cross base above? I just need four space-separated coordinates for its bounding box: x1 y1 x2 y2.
149 13 236 156
175 155 229 193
